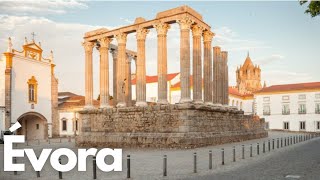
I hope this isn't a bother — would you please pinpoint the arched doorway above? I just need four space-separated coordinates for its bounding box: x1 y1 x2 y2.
16 112 48 140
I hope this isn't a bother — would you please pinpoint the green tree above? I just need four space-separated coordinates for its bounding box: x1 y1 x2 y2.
300 0 320 17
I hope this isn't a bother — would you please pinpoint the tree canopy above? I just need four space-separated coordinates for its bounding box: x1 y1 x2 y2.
300 0 320 17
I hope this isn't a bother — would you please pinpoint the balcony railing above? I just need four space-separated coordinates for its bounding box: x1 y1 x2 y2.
298 109 306 114
282 110 290 115
263 111 270 116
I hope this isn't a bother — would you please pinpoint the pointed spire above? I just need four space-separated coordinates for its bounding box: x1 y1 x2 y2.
7 37 13 53
24 37 28 45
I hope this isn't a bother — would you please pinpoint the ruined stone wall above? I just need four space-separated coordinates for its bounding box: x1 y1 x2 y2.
76 104 267 148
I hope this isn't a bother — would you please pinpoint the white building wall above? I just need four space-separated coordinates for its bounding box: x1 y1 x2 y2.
11 55 52 129
132 81 172 103
59 111 79 136
256 91 320 132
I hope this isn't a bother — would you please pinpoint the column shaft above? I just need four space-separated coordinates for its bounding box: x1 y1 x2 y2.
136 28 149 106
178 17 193 103
83 41 94 109
192 25 204 103
212 46 221 104
125 55 132 106
154 22 170 104
98 37 112 108
203 31 214 104
111 50 118 105
115 33 128 107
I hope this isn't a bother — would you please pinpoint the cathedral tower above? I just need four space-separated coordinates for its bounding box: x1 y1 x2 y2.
236 52 262 94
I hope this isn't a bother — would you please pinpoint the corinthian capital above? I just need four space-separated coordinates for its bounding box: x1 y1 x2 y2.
191 25 205 37
177 16 194 30
136 28 149 40
203 30 215 42
153 22 170 36
115 32 127 44
82 41 94 52
98 37 112 48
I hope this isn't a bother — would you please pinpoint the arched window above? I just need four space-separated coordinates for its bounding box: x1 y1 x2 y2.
232 100 234 106
240 102 243 110
236 101 239 108
27 76 38 103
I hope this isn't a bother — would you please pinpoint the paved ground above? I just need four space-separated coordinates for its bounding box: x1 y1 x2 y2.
185 135 320 180
0 131 317 180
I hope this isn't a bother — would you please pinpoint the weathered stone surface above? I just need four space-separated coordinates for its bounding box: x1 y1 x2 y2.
76 105 267 148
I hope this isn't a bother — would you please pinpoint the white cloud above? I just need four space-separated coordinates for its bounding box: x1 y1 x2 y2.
263 70 314 86
213 26 270 52
0 0 88 15
254 54 285 65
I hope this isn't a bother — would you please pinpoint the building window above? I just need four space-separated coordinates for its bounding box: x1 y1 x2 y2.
263 97 270 102
232 100 234 106
27 76 38 103
283 122 289 130
240 102 243 110
317 121 320 130
265 122 269 130
298 94 306 100
316 94 320 99
298 104 307 114
315 103 320 114
282 96 289 101
263 105 270 115
62 119 67 131
282 104 290 115
36 124 39 130
75 120 78 131
299 121 306 130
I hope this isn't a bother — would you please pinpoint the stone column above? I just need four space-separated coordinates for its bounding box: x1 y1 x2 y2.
203 30 214 104
191 24 204 103
222 51 229 105
135 28 149 106
125 54 133 106
212 46 221 104
154 22 170 104
177 16 193 103
110 49 118 105
115 33 128 107
98 37 112 108
82 41 95 109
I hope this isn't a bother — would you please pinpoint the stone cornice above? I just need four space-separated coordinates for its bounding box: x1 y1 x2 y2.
84 6 211 42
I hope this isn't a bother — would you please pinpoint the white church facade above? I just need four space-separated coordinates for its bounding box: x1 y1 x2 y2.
0 37 59 140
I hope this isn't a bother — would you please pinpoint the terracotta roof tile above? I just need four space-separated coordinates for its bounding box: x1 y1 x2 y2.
132 73 179 85
256 82 320 93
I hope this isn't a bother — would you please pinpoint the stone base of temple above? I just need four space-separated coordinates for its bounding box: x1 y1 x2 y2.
76 103 267 149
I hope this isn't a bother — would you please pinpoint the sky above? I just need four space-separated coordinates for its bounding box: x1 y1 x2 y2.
0 0 319 98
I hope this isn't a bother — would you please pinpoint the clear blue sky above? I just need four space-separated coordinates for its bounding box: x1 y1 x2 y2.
0 1 319 97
